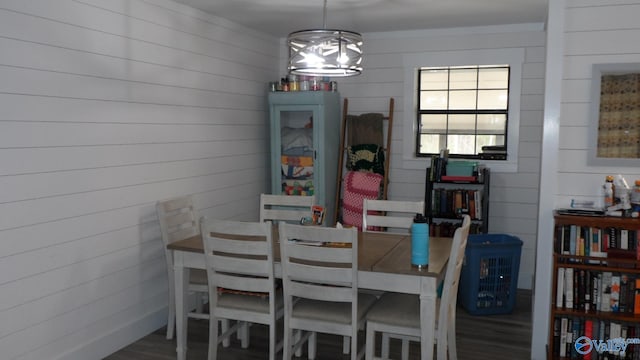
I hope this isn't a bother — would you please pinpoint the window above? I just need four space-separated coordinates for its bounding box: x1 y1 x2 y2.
416 65 510 159
402 48 523 173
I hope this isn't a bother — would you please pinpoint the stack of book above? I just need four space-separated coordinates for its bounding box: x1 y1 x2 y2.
479 145 506 160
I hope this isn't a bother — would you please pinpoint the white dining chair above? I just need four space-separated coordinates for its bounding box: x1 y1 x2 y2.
361 199 425 354
260 193 314 224
201 218 284 360
364 215 472 360
156 195 210 340
362 199 425 233
279 222 378 360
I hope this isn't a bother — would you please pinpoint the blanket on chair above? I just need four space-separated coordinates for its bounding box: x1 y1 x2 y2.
342 171 383 231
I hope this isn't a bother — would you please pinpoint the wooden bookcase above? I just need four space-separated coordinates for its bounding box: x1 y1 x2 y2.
549 213 640 359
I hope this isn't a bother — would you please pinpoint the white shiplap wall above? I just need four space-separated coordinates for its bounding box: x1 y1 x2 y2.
558 0 640 203
0 1 278 359
330 25 547 290
532 0 640 358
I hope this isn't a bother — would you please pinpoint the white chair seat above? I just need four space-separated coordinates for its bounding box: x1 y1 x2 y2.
292 293 377 324
216 290 284 314
366 293 439 330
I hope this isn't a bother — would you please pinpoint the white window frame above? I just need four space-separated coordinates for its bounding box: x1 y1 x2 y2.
402 48 525 172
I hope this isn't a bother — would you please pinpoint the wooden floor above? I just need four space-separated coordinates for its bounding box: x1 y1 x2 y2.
105 290 532 360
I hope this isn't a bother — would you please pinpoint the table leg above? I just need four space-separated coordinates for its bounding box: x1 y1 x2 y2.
174 263 190 360
420 281 437 360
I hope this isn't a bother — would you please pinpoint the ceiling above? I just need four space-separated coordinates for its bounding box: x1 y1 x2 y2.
174 0 549 38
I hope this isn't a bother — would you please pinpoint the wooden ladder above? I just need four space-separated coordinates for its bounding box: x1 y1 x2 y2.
333 97 394 225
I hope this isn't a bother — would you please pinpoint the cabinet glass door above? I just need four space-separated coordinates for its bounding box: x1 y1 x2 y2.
276 106 316 198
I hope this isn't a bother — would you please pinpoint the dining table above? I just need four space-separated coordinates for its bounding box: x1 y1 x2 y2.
167 228 453 360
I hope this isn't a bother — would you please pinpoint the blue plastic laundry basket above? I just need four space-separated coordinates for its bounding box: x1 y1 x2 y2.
459 233 523 315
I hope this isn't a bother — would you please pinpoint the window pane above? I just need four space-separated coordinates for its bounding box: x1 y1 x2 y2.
420 114 447 133
420 91 448 110
477 114 506 132
419 133 443 154
446 134 476 155
477 89 508 109
449 90 476 109
447 114 476 133
478 68 509 88
449 68 477 89
420 69 448 90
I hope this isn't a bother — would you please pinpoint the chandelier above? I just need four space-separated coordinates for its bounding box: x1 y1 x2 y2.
287 0 363 77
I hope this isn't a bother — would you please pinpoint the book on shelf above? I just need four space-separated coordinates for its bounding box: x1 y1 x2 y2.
621 229 630 250
584 319 593 360
554 224 640 258
620 274 630 313
564 268 574 309
601 271 612 312
559 317 568 357
635 278 640 315
556 267 565 308
569 225 577 257
610 274 621 312
439 175 477 182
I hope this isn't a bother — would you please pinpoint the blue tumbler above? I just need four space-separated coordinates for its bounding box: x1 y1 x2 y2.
411 213 429 268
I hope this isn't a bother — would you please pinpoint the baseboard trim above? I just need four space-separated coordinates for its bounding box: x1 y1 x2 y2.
54 307 168 360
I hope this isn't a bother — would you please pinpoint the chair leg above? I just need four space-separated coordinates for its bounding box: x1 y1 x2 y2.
308 331 317 360
269 321 276 360
208 314 219 360
221 319 230 347
166 301 175 340
283 319 291 360
166 280 176 340
240 321 250 349
343 335 350 354
401 339 409 360
365 324 375 360
294 330 302 357
381 333 390 359
442 316 457 360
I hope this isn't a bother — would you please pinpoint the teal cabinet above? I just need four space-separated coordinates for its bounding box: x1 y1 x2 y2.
268 92 341 225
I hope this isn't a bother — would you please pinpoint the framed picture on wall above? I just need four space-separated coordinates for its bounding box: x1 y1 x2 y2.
589 63 640 166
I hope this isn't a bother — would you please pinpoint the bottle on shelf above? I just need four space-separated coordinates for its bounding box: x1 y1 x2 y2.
604 175 614 208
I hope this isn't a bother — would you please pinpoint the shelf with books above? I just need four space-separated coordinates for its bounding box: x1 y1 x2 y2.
424 166 489 236
549 214 640 359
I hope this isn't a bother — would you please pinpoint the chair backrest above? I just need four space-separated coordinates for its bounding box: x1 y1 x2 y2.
260 193 314 224
156 195 200 262
437 215 471 348
361 199 424 233
201 219 276 309
279 221 359 306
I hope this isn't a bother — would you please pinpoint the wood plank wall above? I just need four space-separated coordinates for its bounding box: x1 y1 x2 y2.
333 25 547 291
0 1 278 359
558 0 640 203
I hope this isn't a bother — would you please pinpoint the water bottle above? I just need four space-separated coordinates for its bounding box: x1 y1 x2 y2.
411 213 429 268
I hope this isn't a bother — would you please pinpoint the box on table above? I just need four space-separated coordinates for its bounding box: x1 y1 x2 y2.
446 160 478 176
459 233 523 315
